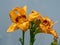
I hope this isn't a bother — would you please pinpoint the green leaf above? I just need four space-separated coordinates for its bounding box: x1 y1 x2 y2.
19 38 23 44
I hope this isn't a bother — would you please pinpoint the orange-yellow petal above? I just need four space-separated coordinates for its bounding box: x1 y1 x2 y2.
39 24 48 33
39 23 58 39
43 16 54 28
9 6 26 23
49 29 58 39
28 10 43 21
17 21 29 31
7 23 18 32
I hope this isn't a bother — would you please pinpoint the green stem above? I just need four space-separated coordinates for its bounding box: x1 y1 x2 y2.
19 31 25 45
22 31 25 45
51 39 58 45
30 20 40 45
30 30 35 45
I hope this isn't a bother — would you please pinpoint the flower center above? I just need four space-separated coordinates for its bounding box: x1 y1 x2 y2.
15 15 26 22
43 20 49 26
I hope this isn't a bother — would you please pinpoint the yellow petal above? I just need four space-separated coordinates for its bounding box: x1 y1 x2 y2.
49 29 58 39
9 6 26 23
9 10 19 23
28 10 43 21
39 24 47 33
42 16 54 28
18 21 29 31
7 23 18 32
23 5 27 14
39 23 58 39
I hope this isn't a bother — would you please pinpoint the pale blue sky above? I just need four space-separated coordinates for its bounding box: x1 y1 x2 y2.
0 0 60 45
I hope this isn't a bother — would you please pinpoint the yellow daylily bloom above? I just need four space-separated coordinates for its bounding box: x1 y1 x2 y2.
39 16 58 39
9 6 27 23
28 10 58 39
40 16 54 32
7 6 58 39
28 10 43 21
7 6 29 32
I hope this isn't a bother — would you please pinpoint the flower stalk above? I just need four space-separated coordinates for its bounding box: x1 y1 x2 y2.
22 31 25 45
30 21 35 45
51 39 58 45
30 20 41 45
19 31 25 45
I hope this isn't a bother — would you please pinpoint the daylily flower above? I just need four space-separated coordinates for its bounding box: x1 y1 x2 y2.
39 16 58 39
28 10 43 22
7 6 29 32
26 10 58 39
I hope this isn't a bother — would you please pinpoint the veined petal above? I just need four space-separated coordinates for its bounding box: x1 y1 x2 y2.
7 23 18 32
